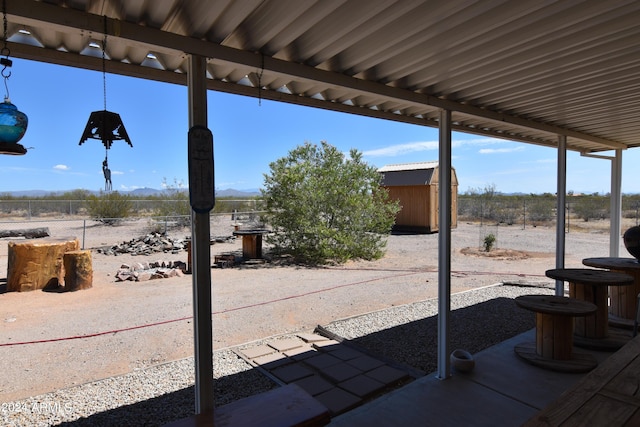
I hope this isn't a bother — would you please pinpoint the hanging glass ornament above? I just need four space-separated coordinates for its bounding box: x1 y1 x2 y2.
0 98 27 143
0 0 27 155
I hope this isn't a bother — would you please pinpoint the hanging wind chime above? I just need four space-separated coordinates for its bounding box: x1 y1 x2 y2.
0 0 28 155
79 16 132 191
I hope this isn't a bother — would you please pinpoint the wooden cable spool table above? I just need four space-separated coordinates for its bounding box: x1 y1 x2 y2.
232 229 269 260
582 257 640 329
515 294 598 373
546 268 634 351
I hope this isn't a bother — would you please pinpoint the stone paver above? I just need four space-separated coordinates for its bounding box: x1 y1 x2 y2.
283 345 317 360
348 354 386 371
314 387 362 415
268 338 305 352
251 352 290 368
366 365 410 384
312 339 341 349
339 375 386 398
326 346 363 361
294 374 335 396
240 344 275 359
271 363 315 382
238 333 416 420
305 353 342 370
297 332 330 343
321 362 363 383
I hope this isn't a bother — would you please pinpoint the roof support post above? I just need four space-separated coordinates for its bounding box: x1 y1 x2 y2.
188 54 214 415
555 135 567 296
610 149 622 257
437 108 452 379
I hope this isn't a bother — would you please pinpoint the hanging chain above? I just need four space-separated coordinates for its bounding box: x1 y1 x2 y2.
102 15 107 111
257 53 264 106
1 0 12 100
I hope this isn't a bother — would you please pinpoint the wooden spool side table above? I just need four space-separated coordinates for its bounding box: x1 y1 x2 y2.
546 268 633 351
515 294 598 373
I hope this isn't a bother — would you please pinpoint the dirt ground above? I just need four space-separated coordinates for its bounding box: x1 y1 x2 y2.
0 218 634 401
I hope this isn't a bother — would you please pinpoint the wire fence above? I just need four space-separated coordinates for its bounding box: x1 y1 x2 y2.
0 199 265 220
0 195 639 252
0 211 266 250
458 194 640 229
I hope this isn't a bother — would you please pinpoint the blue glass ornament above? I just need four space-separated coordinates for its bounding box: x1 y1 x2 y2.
0 98 27 144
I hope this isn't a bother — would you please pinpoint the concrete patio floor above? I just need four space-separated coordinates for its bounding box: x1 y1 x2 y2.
328 328 617 426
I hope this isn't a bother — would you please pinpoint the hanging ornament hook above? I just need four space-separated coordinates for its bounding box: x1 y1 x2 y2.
1 0 12 100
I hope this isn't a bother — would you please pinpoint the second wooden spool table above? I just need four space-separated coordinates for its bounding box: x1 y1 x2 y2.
582 257 640 329
546 268 633 351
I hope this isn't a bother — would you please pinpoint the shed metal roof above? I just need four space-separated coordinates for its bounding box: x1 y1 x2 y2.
379 161 458 186
378 162 442 173
5 0 640 155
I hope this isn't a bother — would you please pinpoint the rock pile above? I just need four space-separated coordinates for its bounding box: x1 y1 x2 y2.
115 260 188 282
96 232 236 256
96 232 188 256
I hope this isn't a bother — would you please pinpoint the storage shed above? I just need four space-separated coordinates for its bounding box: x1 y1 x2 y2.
379 162 458 233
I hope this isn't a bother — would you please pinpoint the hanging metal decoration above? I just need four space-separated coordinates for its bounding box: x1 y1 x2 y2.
0 0 28 155
79 16 132 191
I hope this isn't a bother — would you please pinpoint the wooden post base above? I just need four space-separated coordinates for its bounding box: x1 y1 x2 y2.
63 250 93 291
7 237 79 292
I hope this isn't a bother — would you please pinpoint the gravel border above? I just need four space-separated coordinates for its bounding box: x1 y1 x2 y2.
1 282 555 426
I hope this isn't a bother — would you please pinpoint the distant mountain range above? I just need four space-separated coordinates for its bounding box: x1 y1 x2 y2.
1 188 262 198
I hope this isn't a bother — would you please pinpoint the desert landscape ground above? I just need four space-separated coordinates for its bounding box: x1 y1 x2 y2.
0 215 634 405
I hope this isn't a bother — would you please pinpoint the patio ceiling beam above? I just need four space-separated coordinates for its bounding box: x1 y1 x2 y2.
8 40 573 151
7 0 626 151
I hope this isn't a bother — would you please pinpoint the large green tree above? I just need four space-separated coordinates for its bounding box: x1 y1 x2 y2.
262 141 399 264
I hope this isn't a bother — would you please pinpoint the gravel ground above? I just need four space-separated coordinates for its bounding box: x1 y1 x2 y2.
0 218 631 426
1 282 554 427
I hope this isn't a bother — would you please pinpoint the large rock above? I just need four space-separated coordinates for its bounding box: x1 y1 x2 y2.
7 237 80 292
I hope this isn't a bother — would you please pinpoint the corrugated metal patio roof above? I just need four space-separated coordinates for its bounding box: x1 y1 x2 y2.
5 0 640 155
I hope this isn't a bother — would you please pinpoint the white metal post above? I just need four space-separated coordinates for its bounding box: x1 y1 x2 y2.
555 135 567 296
188 54 214 415
437 109 452 379
610 149 622 257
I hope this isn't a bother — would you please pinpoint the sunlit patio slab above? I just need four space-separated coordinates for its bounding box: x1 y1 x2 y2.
328 329 616 426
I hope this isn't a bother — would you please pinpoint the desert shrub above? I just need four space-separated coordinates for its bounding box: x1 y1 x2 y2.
483 233 496 252
86 191 133 224
147 178 191 226
262 141 399 264
572 195 609 222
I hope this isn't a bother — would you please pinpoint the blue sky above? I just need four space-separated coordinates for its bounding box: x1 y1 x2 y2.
0 59 638 195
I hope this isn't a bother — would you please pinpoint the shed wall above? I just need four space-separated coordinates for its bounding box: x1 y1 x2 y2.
384 184 458 233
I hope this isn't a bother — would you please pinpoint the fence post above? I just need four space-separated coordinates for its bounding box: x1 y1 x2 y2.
82 219 86 249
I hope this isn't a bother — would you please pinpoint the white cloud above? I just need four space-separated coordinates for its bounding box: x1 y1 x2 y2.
362 137 508 158
53 164 69 170
363 141 438 157
479 146 525 154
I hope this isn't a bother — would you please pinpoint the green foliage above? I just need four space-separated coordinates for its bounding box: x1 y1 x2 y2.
262 141 400 264
149 178 191 225
86 191 133 224
571 195 609 222
483 233 496 252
